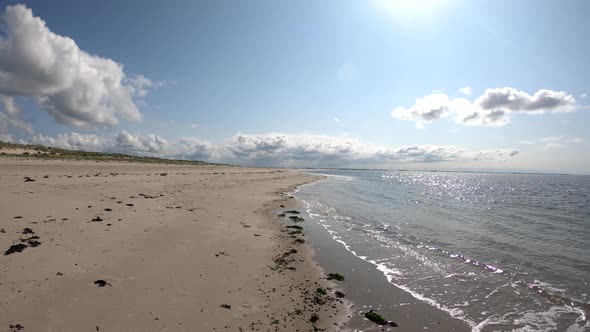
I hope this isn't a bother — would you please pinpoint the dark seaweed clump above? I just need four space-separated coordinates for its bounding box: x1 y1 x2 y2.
364 310 398 327
327 273 344 281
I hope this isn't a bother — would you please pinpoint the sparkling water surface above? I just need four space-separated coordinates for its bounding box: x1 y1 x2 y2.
295 170 590 331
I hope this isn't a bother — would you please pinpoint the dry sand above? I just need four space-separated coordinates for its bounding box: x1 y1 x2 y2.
0 159 348 331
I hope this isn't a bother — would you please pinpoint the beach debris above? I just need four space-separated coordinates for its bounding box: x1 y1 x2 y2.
160 173 168 176
288 216 305 223
22 227 34 235
284 249 298 256
56 272 63 276
240 222 251 228
363 310 398 327
90 216 103 222
9 323 24 331
280 204 285 208
23 176 35 182
43 175 49 178
254 234 261 236
20 235 39 242
126 203 134 207
314 288 328 305
286 225 303 231
104 208 112 212
277 213 286 217
327 273 345 281
0 228 5 233
294 238 305 244
4 243 27 255
284 210 300 214
310 313 319 323
14 216 23 219
214 251 228 257
27 240 41 247
288 226 304 235
220 304 231 309
334 290 345 298
94 280 112 287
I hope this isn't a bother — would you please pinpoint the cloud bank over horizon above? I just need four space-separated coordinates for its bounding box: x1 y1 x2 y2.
2 131 519 167
391 87 578 128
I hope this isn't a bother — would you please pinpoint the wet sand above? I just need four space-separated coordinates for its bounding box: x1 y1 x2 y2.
0 159 347 331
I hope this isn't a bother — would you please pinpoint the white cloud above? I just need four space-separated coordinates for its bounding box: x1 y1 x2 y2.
29 131 170 155
580 93 587 99
31 132 106 151
14 131 520 167
458 86 472 96
392 87 577 127
0 5 150 128
175 137 215 159
0 131 15 142
333 117 341 123
538 136 562 143
518 136 584 149
567 138 585 144
391 93 453 126
114 131 168 154
0 95 33 134
544 143 564 149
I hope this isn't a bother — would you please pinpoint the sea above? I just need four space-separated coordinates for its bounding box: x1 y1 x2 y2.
294 170 590 331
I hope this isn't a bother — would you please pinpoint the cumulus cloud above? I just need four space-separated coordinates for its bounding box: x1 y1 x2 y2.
391 87 577 127
114 131 168 154
28 131 169 155
175 137 215 159
31 132 106 151
0 95 33 134
390 93 453 128
8 131 520 167
0 5 151 128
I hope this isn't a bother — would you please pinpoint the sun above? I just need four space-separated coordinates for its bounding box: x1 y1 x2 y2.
376 0 449 17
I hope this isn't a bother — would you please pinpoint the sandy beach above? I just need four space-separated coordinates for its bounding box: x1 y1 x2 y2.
0 158 347 331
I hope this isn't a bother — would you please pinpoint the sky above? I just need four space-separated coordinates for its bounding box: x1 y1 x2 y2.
0 0 589 174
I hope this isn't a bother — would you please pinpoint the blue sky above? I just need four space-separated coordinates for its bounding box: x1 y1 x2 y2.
0 0 589 173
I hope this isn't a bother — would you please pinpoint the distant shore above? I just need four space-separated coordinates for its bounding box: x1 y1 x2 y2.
0 159 347 331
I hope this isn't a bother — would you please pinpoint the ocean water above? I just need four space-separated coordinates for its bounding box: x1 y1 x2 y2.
294 170 590 331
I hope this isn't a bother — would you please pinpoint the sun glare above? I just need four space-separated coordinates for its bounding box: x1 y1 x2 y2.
376 0 449 17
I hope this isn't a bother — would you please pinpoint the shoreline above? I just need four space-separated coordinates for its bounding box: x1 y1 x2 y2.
0 159 348 331
291 174 472 332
